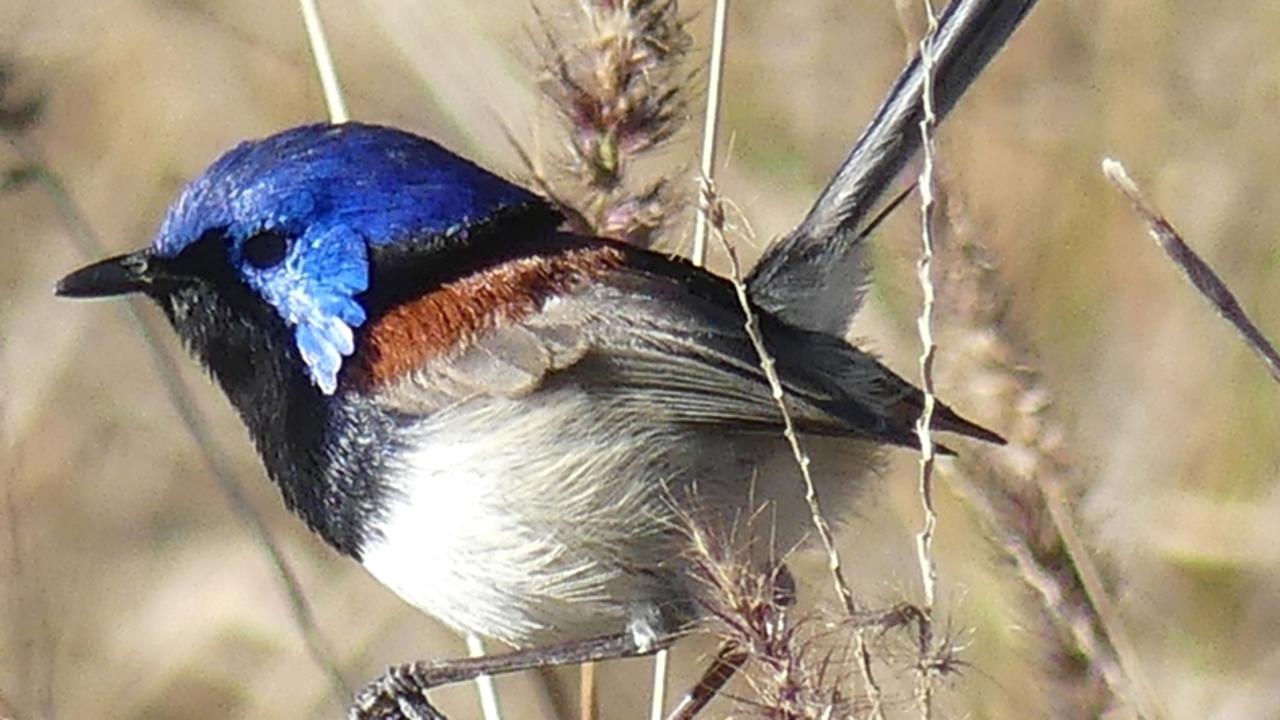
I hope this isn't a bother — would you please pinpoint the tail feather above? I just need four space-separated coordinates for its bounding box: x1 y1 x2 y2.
885 390 1007 451
930 402 1006 446
747 0 1039 336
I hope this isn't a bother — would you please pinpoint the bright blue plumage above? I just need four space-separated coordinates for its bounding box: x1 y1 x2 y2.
51 4 1031 710
153 122 545 392
58 119 1004 719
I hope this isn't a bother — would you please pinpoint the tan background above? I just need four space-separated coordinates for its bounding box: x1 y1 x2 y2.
1 1 1278 718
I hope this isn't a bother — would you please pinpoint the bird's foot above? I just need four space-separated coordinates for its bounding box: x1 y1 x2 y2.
348 632 672 720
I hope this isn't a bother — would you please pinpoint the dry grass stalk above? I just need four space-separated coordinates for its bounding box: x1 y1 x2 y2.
908 1 943 716
689 0 728 268
702 189 859 622
1103 158 1280 387
682 506 840 720
680 501 967 720
298 0 350 123
694 188 920 720
579 659 598 720
681 5 916 713
930 196 1155 718
526 0 691 246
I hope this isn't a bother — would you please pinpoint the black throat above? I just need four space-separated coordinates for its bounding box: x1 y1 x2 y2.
150 239 395 559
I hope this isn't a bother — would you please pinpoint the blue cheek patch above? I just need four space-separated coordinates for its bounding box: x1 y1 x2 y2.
245 224 369 394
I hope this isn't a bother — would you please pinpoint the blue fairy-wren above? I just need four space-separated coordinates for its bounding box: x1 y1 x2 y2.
56 122 999 650
54 0 1039 678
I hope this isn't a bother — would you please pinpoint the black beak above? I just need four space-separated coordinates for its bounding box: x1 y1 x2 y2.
56 250 155 299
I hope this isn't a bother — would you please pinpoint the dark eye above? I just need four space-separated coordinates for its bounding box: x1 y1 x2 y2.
242 230 290 269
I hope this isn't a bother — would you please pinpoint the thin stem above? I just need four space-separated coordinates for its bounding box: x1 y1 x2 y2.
466 633 503 720
580 661 598 720
298 0 349 123
1103 158 1280 387
707 186 886 718
648 648 668 720
856 638 887 720
652 1 728 713
664 646 746 720
913 1 942 716
710 216 855 617
1040 479 1163 720
691 0 730 268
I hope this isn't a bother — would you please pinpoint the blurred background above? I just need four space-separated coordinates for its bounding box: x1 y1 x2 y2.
1 0 1278 718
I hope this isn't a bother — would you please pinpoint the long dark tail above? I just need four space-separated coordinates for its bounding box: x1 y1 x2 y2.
746 0 1039 336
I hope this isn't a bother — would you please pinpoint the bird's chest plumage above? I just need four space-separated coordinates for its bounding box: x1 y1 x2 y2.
356 385 706 646
351 384 877 648
328 239 712 645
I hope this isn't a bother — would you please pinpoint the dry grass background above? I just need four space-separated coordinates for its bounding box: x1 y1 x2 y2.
1 0 1279 718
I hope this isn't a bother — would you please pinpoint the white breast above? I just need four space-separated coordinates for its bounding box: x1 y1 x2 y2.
358 384 881 648
358 386 693 646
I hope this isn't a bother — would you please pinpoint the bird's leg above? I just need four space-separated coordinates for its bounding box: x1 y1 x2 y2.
349 632 674 720
664 643 748 720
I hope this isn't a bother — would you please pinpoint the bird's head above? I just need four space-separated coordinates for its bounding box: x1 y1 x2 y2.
56 122 556 394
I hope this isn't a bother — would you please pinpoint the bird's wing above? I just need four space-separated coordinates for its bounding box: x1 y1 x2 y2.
565 252 1000 446
361 240 999 448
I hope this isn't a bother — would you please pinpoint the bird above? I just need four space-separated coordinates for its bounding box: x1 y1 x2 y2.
54 0 1036 710
57 120 999 652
